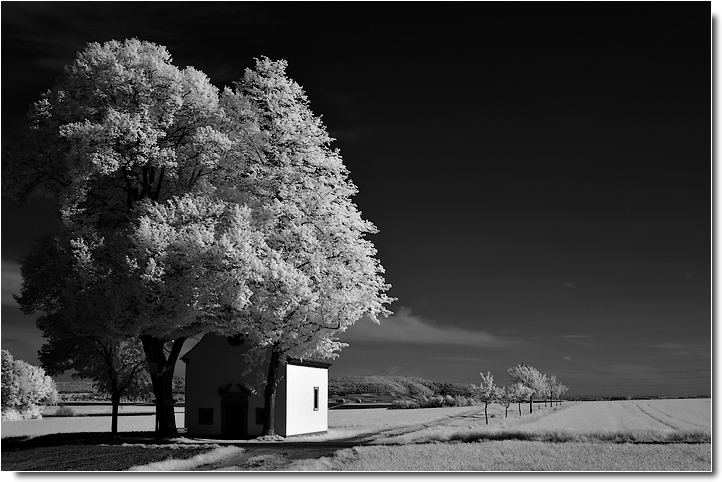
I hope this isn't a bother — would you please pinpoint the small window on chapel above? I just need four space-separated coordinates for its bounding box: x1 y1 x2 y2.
313 386 320 411
198 408 214 425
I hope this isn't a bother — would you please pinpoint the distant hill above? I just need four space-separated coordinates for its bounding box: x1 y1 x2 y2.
329 375 475 398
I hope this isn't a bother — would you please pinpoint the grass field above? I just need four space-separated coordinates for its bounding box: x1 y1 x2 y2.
2 444 211 471
1 407 185 438
372 399 711 445
1 399 711 471
293 441 711 471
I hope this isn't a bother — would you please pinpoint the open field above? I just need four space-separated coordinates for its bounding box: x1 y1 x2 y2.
1 407 185 438
297 441 711 471
516 399 710 433
42 403 156 417
1 399 711 471
370 399 711 445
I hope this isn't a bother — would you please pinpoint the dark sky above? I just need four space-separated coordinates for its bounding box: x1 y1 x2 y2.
1 2 711 397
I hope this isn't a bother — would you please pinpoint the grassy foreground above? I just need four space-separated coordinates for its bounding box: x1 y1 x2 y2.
292 441 711 471
2 444 211 471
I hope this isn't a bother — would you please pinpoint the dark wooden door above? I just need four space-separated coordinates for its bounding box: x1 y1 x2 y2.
224 403 246 438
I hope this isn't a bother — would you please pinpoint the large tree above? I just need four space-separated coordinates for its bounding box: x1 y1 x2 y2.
6 42 393 439
219 58 394 436
5 39 237 437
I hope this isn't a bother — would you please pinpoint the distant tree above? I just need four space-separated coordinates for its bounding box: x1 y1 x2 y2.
507 363 546 414
38 326 151 436
16 232 152 435
172 376 185 395
220 57 394 436
545 375 556 407
1 349 58 420
1 349 20 410
548 376 568 405
508 382 533 416
475 372 501 424
497 386 512 418
538 374 550 408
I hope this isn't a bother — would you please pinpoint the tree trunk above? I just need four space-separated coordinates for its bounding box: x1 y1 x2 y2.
518 402 522 416
140 335 185 438
262 346 282 436
484 402 489 424
505 405 509 418
110 390 121 436
529 396 533 414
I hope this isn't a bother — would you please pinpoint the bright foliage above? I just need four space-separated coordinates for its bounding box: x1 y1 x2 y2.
475 371 502 424
221 58 393 363
507 364 547 398
5 41 393 436
1 349 58 420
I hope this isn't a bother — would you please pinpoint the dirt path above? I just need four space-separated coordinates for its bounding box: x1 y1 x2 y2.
190 408 489 470
633 399 710 431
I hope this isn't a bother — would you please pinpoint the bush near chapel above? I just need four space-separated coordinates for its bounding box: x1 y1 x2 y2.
1 349 58 420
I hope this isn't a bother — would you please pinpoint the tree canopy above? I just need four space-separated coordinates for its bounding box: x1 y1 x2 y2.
217 57 394 434
507 363 547 414
5 40 394 437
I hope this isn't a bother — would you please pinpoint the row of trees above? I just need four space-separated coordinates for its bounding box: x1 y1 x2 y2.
5 39 394 437
1 350 58 420
474 364 568 424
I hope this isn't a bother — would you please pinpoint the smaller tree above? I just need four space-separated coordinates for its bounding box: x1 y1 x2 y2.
39 330 152 436
172 376 185 396
497 386 512 418
545 375 556 407
558 384 568 405
1 349 58 420
509 382 533 416
549 376 568 405
507 363 546 414
538 374 550 408
1 350 20 410
475 372 501 424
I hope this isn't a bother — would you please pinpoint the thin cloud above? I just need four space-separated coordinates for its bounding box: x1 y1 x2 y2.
339 306 519 348
590 363 655 374
561 334 594 346
643 341 711 358
426 356 489 363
